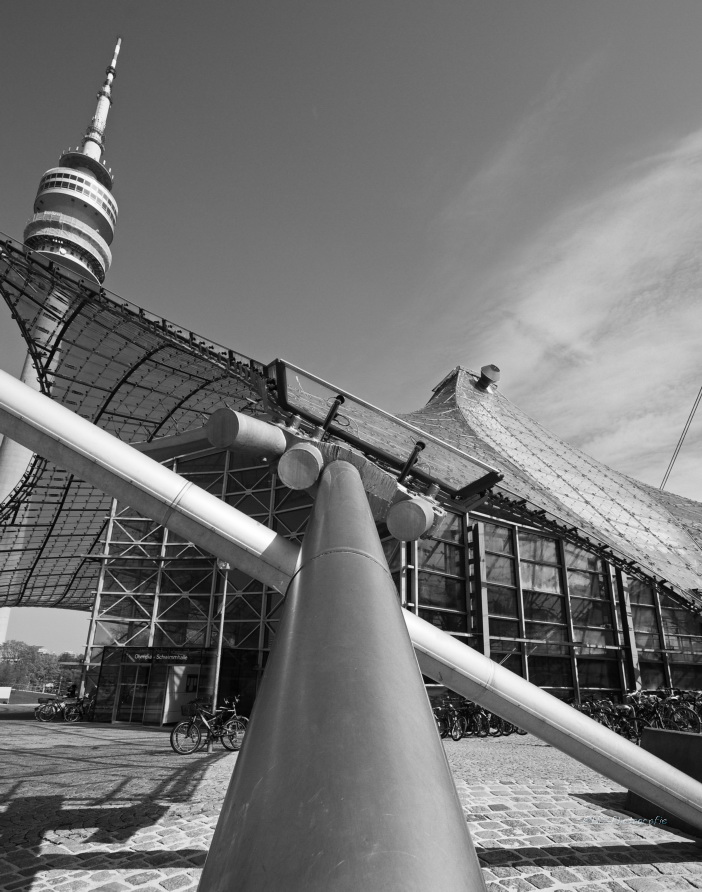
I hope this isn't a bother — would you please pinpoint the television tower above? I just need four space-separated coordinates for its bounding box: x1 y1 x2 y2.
0 39 123 508
23 38 121 284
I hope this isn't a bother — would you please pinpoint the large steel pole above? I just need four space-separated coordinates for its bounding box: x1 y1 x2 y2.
198 461 486 892
3 371 702 833
0 368 297 592
407 611 702 833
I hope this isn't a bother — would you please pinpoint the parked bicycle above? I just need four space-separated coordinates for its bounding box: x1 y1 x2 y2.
170 697 247 754
34 696 70 722
64 693 96 723
432 696 527 739
570 691 701 743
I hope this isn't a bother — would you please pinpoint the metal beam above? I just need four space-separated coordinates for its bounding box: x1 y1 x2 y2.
0 368 297 592
2 369 702 836
198 461 486 891
407 610 702 834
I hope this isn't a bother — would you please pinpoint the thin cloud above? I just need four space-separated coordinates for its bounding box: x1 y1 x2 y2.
426 119 702 499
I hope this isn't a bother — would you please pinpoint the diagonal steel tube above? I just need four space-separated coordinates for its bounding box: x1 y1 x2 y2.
1 370 702 835
198 460 487 890
0 368 298 592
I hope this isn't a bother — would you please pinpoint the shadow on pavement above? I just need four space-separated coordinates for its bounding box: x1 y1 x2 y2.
0 720 236 888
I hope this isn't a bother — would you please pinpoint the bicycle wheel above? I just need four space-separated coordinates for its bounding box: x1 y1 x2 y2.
37 704 55 722
170 721 201 754
488 715 504 737
435 716 449 739
451 715 467 741
670 706 701 734
64 705 81 723
476 713 490 737
222 719 246 751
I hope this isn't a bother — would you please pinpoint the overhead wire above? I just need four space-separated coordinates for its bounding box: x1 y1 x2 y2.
660 385 702 490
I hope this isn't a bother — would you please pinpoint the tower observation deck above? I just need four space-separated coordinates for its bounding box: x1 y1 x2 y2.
23 39 121 284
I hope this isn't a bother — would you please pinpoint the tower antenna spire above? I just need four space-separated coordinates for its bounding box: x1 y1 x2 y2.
81 37 121 161
23 37 122 284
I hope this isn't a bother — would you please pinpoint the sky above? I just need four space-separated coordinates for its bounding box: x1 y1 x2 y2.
2 0 702 650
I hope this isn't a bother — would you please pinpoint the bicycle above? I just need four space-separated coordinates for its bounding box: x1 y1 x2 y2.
447 703 467 740
34 697 70 722
170 698 246 754
64 694 96 723
432 703 450 739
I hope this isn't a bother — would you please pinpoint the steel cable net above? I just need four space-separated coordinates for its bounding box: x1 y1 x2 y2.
282 367 493 491
0 237 269 610
405 368 702 600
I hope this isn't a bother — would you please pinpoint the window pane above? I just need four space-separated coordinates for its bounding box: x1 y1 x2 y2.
99 594 154 619
639 661 665 689
628 579 654 605
523 591 565 623
488 618 519 639
567 570 607 599
418 539 464 576
572 627 615 647
631 605 656 631
485 553 515 586
157 596 210 621
577 659 619 689
418 609 467 634
484 523 513 555
528 656 572 687
161 566 214 594
564 543 601 572
94 621 149 646
671 665 702 688
661 607 702 638
570 598 612 627
153 622 207 647
490 652 523 676
519 532 558 564
487 584 517 617
418 572 466 612
522 563 562 593
430 513 463 543
635 632 662 652
524 623 567 642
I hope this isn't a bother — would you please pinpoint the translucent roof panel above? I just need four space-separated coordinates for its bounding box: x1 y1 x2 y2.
404 367 702 602
274 360 499 494
2 233 701 613
0 235 273 610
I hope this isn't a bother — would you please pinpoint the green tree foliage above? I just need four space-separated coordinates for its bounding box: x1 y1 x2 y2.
0 640 81 691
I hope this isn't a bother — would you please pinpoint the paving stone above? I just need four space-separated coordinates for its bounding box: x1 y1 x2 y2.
3 725 702 891
93 884 132 892
498 879 541 891
625 880 694 891
523 876 556 889
125 872 163 886
158 876 193 891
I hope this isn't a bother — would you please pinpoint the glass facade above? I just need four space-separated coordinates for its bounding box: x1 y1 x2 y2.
86 460 702 721
85 450 313 721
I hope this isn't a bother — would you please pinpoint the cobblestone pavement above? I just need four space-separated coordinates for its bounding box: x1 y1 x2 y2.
1 718 701 891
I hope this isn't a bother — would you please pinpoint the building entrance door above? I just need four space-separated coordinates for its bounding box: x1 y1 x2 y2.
114 665 151 723
163 664 201 724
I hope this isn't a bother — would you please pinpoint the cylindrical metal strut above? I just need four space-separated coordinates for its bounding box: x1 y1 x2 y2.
407 611 702 834
197 461 486 891
0 368 298 592
2 370 702 836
